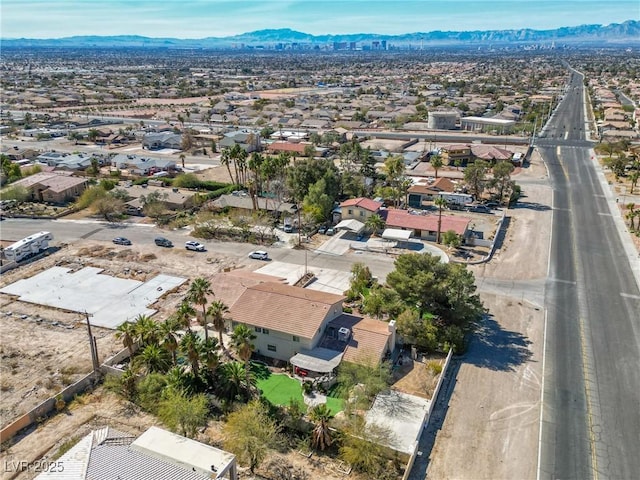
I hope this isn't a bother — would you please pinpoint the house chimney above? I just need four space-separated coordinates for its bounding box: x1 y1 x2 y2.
388 319 397 350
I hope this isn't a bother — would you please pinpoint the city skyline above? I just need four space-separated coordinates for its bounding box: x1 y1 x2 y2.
1 0 637 39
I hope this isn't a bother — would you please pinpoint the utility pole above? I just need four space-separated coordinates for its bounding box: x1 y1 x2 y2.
84 311 100 372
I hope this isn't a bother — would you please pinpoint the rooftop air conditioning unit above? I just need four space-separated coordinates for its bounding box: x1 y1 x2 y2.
338 327 351 342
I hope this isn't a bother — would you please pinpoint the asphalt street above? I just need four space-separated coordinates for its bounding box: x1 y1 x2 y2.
537 70 640 480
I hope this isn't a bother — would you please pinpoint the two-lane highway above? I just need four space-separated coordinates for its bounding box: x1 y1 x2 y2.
538 70 640 479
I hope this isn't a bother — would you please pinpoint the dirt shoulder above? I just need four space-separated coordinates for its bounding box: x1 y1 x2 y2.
425 151 550 480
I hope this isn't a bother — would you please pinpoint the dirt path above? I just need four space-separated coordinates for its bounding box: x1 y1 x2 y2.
425 151 551 480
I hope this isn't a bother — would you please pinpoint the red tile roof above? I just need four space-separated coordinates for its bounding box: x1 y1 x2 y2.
470 145 513 161
229 283 345 339
208 270 287 308
340 197 383 212
383 208 470 235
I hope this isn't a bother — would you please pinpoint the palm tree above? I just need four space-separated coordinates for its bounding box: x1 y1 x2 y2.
174 301 195 332
180 331 203 375
431 154 443 178
207 300 230 351
187 277 213 341
435 197 448 244
231 324 256 391
221 147 234 184
626 203 637 230
179 153 186 169
135 343 171 374
309 404 334 451
201 337 220 374
115 321 137 358
133 314 160 347
365 214 385 237
87 128 99 143
159 318 180 366
218 361 249 404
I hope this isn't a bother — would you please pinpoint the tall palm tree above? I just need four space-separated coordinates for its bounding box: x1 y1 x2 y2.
231 324 256 392
218 361 247 405
174 301 195 332
115 321 137 358
133 314 160 347
309 404 334 451
431 154 443 178
207 300 230 351
159 318 180 366
187 277 213 341
201 337 220 374
365 214 385 237
434 197 448 244
220 147 235 184
134 343 171 374
180 331 203 375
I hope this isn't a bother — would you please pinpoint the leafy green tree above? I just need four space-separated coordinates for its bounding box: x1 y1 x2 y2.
92 195 124 222
383 156 405 207
287 157 340 203
491 161 515 205
361 284 403 320
0 185 29 202
158 389 209 438
87 128 99 143
464 160 489 199
396 309 439 352
309 404 334 451
442 230 462 249
172 173 200 189
1 154 22 184
339 415 394 475
136 373 167 413
364 214 385 236
336 360 391 408
303 178 333 223
223 400 282 474
386 253 483 329
187 277 213 341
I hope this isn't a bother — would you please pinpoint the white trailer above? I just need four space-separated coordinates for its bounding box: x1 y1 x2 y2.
436 192 473 206
3 231 53 262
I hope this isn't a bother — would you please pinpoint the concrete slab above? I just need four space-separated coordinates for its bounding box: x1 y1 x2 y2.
365 389 430 455
0 266 186 329
315 230 350 255
254 261 351 295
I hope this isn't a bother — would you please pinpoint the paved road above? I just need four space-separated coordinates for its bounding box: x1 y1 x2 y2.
537 70 640 479
0 217 396 282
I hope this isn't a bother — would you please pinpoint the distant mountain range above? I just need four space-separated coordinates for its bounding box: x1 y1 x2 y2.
2 20 638 48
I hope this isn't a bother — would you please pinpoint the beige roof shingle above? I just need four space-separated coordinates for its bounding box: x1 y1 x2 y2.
230 283 344 339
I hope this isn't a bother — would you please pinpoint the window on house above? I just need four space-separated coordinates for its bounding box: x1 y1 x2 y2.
254 327 262 333
359 211 364 216
267 344 277 352
293 335 300 342
348 209 353 215
262 328 269 335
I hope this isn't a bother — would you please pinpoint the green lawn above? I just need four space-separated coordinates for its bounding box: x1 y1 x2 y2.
256 372 345 415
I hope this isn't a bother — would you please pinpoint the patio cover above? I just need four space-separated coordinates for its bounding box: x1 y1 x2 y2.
334 219 365 233
290 348 344 373
381 228 411 241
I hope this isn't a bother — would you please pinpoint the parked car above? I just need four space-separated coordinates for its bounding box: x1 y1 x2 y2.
283 224 293 233
483 201 499 209
112 237 132 246
467 205 492 214
326 228 336 236
248 250 269 260
185 241 206 251
317 226 327 235
154 237 173 247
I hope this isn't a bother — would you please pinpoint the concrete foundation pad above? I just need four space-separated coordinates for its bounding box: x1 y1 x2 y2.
0 266 186 329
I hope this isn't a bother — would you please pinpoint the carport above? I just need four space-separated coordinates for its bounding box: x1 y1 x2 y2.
381 228 412 248
290 347 343 377
334 219 365 234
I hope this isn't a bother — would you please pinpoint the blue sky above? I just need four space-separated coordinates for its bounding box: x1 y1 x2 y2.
1 0 637 39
